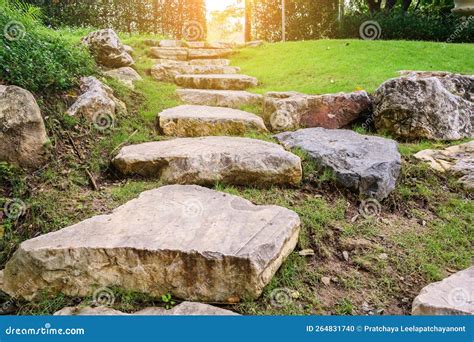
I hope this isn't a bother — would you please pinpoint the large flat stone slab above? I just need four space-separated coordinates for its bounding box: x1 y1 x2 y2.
55 302 239 316
150 47 189 61
188 48 233 59
412 267 474 315
175 74 258 90
113 136 302 186
275 128 401 200
157 105 267 137
414 141 474 191
1 185 301 303
176 89 263 109
151 64 240 82
189 59 231 66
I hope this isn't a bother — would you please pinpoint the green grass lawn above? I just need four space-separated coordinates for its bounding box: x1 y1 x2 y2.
1 36 472 316
232 39 474 94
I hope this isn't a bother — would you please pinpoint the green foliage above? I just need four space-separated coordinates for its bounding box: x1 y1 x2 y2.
0 0 96 92
25 0 207 38
339 10 474 42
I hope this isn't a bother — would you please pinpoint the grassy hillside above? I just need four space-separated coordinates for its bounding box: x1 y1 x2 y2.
1 35 473 316
232 39 474 94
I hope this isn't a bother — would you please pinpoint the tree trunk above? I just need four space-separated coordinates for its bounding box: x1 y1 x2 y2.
367 0 382 14
245 0 252 42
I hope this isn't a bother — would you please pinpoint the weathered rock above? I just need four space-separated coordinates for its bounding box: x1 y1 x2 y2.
374 72 473 140
151 64 240 82
275 128 401 200
123 45 134 54
0 85 48 168
189 59 231 66
55 302 239 316
160 40 184 48
412 267 474 315
176 89 263 109
113 136 302 186
104 67 142 89
175 74 258 90
157 105 267 137
1 185 301 303
67 77 126 123
82 29 134 68
150 47 189 61
188 48 233 59
414 141 474 190
246 40 264 48
264 91 371 131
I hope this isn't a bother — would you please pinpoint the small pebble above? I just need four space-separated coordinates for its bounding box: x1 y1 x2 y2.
342 251 350 261
321 277 331 286
379 253 388 260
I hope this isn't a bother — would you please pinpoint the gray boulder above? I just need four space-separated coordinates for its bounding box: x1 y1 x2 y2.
104 67 142 89
82 29 134 68
275 128 401 200
374 72 473 140
0 85 48 168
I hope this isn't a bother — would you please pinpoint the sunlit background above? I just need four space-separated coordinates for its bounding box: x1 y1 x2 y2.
206 0 245 43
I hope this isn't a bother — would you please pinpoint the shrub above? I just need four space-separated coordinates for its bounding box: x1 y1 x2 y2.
0 0 96 93
339 10 474 43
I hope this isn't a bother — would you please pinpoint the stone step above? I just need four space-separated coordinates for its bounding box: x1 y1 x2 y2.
150 47 234 61
175 74 258 90
157 105 267 137
55 302 239 316
154 59 231 66
189 59 231 66
0 185 301 303
188 48 234 59
151 64 240 82
412 266 474 315
150 47 189 61
177 89 263 109
112 136 302 186
275 128 401 200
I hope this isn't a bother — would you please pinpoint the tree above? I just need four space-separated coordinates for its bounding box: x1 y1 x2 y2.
245 0 252 41
366 0 414 14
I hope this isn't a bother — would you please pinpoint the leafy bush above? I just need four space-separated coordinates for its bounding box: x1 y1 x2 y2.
0 0 96 93
339 10 474 43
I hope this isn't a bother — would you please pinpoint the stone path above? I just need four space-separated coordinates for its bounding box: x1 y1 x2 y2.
1 185 301 303
112 136 302 186
157 105 267 137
